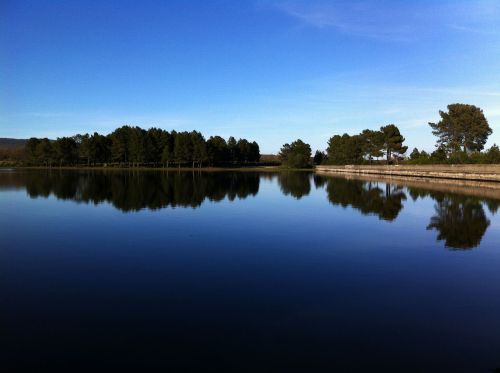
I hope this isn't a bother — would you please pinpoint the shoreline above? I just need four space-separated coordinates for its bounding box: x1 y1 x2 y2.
3 164 500 183
1 165 311 172
315 165 500 183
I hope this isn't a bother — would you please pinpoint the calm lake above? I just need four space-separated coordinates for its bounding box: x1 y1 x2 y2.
2 169 500 371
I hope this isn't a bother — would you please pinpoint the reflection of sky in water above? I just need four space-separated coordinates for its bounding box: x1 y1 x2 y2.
2 170 500 371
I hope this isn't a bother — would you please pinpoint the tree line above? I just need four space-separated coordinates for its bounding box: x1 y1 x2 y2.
325 124 407 165
278 103 499 167
16 102 500 168
24 125 260 167
278 124 407 168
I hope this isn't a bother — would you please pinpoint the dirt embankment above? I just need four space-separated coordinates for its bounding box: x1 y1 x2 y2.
315 165 500 183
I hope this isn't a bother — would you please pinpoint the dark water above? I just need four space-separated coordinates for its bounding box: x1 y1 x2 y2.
2 169 500 372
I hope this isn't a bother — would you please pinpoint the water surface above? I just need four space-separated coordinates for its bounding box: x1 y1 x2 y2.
2 170 500 371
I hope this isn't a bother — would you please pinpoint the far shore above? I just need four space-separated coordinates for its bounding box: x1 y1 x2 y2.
1 165 307 172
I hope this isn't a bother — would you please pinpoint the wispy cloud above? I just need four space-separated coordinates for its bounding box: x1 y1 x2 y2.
271 1 417 41
448 24 499 36
266 0 500 41
447 0 500 35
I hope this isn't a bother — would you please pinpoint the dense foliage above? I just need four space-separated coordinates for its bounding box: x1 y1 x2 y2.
380 124 408 161
279 139 312 168
313 150 326 165
24 126 260 167
321 103 497 165
325 124 407 165
408 144 500 164
327 134 365 165
429 104 492 153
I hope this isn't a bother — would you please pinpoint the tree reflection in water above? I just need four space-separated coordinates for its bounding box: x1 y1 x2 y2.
409 189 499 250
278 172 311 199
426 196 490 249
2 170 499 250
318 176 499 250
20 170 260 211
323 177 406 221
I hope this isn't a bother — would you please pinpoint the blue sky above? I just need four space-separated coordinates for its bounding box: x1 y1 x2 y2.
1 0 500 153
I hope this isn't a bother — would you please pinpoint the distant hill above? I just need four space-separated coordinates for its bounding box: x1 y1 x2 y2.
0 138 27 150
